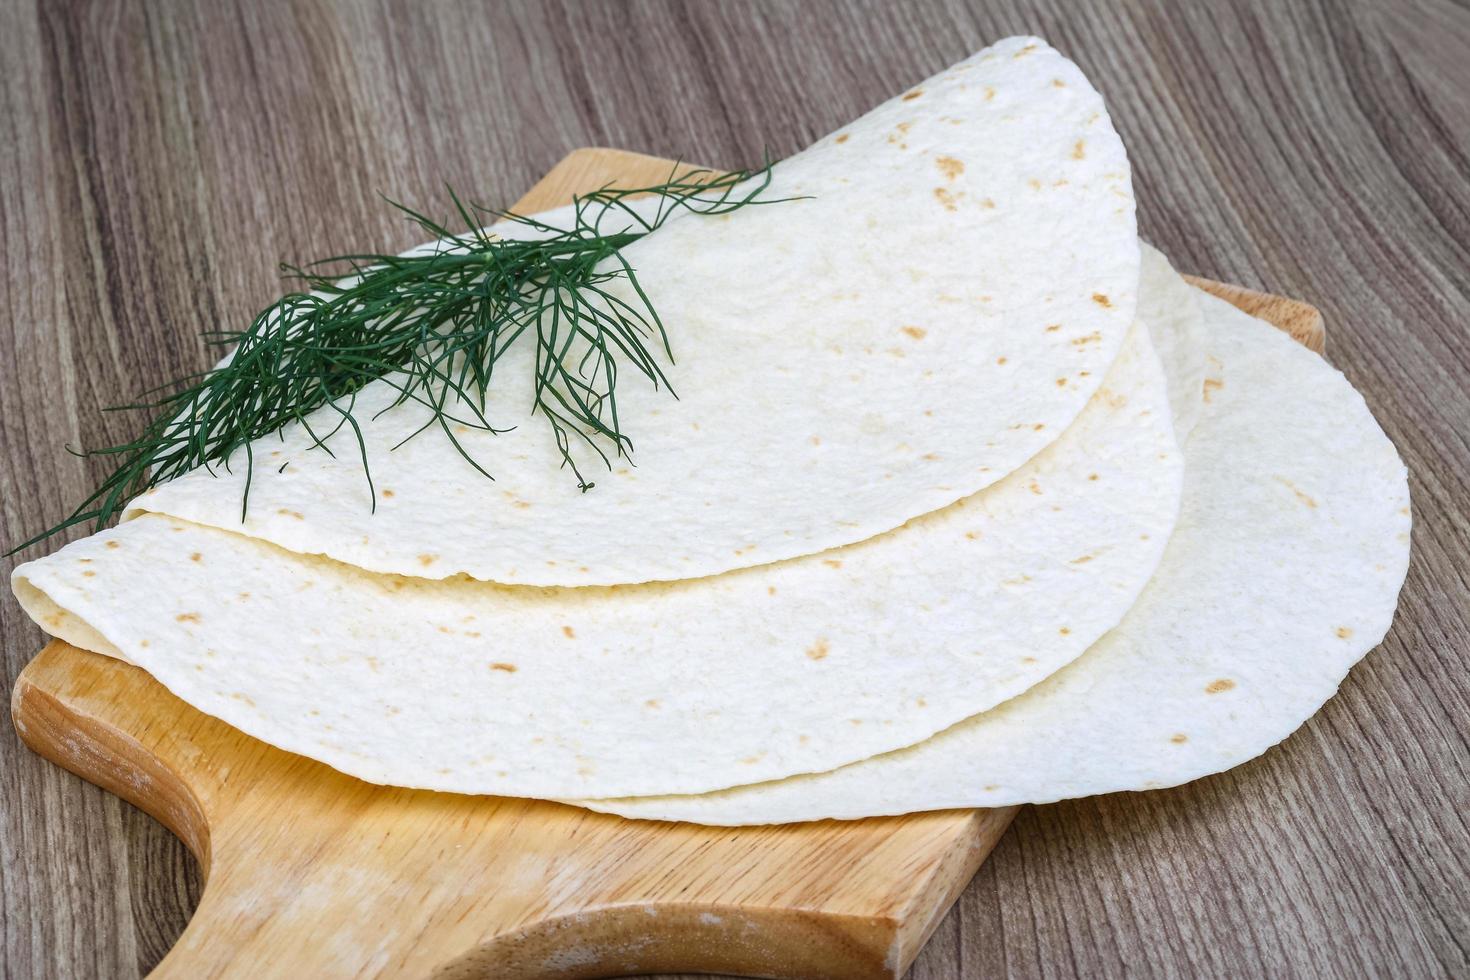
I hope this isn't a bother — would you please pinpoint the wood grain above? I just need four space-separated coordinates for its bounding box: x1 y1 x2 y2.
15 640 1010 980
2 2 1466 978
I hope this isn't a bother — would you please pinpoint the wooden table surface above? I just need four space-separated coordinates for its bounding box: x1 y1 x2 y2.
2 1 1466 977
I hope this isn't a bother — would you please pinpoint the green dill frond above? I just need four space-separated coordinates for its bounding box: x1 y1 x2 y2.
12 162 783 554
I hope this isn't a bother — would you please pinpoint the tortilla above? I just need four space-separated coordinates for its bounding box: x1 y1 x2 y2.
1139 244 1206 439
125 36 1139 587
579 290 1411 822
13 317 1181 799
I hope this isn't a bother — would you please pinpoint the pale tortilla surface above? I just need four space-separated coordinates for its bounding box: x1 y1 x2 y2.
127 36 1139 586
1139 244 1206 439
581 291 1411 822
14 322 1180 799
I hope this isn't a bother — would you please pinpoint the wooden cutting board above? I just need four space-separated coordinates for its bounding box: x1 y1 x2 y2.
10 149 1325 980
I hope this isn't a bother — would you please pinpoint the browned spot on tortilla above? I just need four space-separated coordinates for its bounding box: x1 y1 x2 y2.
277 508 304 520
81 570 95 578
834 133 850 144
741 756 761 765
190 552 202 562
1028 481 1043 495
437 625 453 635
996 356 1008 365
767 586 777 596
1336 627 1353 639
139 640 150 648
1055 378 1067 387
965 531 980 540
1014 43 1037 58
562 625 576 639
935 156 964 180
916 697 928 707
1033 423 1046 431
1059 627 1071 636
810 435 821 446
1276 477 1318 509
1046 323 1062 333
922 452 941 461
897 121 913 133
1022 656 1038 664
1203 377 1224 402
933 186 963 211
901 325 927 340
1070 554 1093 564
1028 178 1042 190
106 540 120 550
380 488 394 498
418 554 438 567
980 197 996 209
1070 331 1102 346
464 631 481 638
806 639 830 661
822 559 843 569
1088 473 1099 481
645 699 660 708
1170 733 1189 744
902 89 923 101
490 662 518 673
1072 139 1086 160
231 693 256 707
1091 293 1112 308
1052 78 1066 88
1205 678 1236 694
175 612 201 623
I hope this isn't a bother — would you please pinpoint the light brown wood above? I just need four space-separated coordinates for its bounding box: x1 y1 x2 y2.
13 640 1010 980
8 147 1333 980
1183 276 1325 353
4 5 1465 977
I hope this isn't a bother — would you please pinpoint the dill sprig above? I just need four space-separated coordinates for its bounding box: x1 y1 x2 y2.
13 163 781 554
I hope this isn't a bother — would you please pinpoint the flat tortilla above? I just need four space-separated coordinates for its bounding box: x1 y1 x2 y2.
13 317 1181 799
579 290 1411 822
1139 244 1206 439
125 36 1139 587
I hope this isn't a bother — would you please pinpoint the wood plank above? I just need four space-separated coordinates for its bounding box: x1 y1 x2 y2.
2 3 1466 978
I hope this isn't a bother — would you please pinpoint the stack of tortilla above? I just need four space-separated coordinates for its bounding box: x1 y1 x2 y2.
12 36 1410 824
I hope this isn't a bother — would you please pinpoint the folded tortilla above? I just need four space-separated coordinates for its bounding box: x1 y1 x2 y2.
579 290 1412 822
12 277 1188 799
125 36 1140 587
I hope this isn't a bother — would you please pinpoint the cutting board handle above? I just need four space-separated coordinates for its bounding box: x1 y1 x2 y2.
15 641 1008 979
